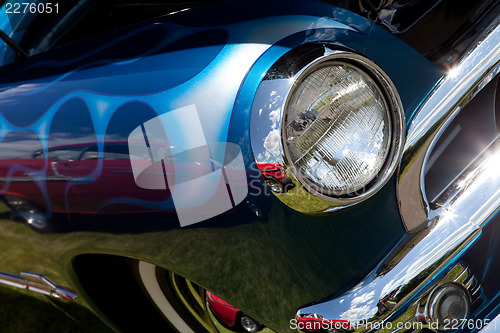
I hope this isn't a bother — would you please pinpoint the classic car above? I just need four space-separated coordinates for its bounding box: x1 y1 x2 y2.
0 0 498 332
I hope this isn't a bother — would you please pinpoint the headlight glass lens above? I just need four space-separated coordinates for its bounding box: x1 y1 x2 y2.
283 61 391 196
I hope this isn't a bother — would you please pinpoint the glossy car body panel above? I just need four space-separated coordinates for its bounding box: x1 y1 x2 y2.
0 0 496 332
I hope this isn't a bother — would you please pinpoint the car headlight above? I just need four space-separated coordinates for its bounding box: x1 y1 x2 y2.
251 48 404 212
283 60 392 196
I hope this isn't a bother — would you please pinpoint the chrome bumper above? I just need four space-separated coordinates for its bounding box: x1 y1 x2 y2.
296 17 500 333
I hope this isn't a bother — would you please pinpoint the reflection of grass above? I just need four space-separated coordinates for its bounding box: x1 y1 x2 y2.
440 264 464 285
274 176 333 213
0 182 404 333
373 310 419 333
0 284 109 333
277 186 332 213
0 211 328 332
0 200 111 332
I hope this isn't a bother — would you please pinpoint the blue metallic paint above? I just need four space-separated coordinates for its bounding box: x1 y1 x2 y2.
0 0 443 224
0 0 494 332
0 12 356 222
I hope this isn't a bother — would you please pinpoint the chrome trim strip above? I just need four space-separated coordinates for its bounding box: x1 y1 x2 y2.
0 271 28 289
21 271 78 300
138 261 196 333
296 133 500 331
398 20 500 231
0 270 77 300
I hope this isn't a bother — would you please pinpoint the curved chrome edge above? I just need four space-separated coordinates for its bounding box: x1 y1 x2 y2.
250 45 404 214
296 133 500 331
397 19 500 232
138 262 197 333
479 313 500 332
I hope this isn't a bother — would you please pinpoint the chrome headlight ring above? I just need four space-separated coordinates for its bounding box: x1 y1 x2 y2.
250 47 404 214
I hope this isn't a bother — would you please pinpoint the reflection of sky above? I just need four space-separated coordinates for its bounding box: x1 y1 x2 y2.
252 80 290 163
341 290 377 321
0 133 128 159
262 128 281 162
341 304 377 322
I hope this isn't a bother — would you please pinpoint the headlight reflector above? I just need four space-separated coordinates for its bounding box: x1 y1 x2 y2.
283 60 394 197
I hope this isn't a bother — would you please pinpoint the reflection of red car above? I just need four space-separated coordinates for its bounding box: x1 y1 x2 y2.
0 142 171 230
256 163 294 193
205 290 262 333
1 140 249 231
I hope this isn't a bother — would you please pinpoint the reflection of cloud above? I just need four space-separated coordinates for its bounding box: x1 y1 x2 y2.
261 128 281 162
0 133 129 159
0 83 43 96
340 304 377 322
381 278 402 298
0 139 42 159
269 109 280 129
46 133 99 143
351 291 375 306
256 88 285 163
340 291 377 322
0 84 47 106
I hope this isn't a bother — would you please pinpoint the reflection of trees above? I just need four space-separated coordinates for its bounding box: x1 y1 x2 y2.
392 262 441 304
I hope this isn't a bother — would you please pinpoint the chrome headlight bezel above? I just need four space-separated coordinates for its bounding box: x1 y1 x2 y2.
282 51 404 202
250 47 404 213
